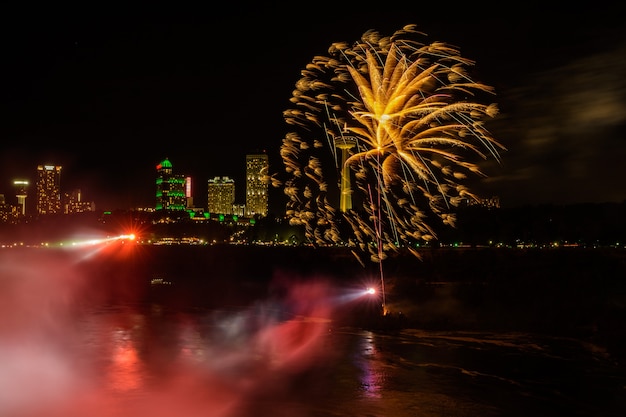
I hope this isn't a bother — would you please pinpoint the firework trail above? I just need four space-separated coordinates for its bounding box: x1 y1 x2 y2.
280 24 504 264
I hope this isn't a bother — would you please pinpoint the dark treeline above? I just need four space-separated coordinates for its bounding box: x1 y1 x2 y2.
435 201 626 246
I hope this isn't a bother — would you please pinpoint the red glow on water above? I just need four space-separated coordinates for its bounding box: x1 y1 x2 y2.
0 248 345 417
107 337 143 392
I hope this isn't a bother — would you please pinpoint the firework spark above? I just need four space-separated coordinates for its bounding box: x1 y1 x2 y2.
281 25 505 263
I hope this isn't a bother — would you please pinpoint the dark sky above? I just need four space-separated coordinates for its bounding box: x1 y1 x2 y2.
1 2 625 211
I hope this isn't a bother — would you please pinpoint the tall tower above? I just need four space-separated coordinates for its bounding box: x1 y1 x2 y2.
207 176 235 215
155 158 186 211
334 136 357 212
13 180 29 216
36 165 62 215
245 152 269 218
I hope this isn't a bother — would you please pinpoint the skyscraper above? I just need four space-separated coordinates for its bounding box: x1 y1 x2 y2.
245 153 269 218
64 189 95 214
207 176 235 215
155 158 186 211
36 165 62 215
0 194 10 223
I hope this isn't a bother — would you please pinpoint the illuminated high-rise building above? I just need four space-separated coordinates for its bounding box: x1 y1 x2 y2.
155 158 186 211
245 153 268 218
36 164 62 215
207 176 235 215
0 194 9 223
13 179 29 216
64 189 95 214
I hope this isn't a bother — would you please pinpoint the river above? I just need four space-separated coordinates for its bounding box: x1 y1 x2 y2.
1 245 624 416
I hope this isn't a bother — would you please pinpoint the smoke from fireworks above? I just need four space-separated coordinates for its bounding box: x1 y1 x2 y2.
281 24 505 262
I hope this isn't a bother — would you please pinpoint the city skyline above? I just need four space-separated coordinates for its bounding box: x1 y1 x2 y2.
1 4 625 210
0 154 275 215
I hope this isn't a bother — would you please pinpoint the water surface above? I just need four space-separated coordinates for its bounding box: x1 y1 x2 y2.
1 246 624 417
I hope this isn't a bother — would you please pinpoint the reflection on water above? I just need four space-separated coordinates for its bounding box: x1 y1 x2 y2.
45 305 621 417
1 247 625 417
356 332 383 399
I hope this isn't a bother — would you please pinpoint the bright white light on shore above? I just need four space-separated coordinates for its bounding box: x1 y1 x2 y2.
43 233 138 250
330 284 380 306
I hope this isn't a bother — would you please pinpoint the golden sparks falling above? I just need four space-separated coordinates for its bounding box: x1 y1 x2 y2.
281 24 505 262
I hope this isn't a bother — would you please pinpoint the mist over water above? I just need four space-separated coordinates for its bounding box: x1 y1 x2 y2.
0 245 371 417
1 243 625 417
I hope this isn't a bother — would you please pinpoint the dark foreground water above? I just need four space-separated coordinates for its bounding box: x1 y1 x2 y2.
1 245 625 417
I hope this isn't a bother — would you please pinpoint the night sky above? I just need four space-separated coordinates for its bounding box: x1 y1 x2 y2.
1 2 625 211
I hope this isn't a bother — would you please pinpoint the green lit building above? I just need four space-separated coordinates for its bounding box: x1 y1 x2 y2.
155 158 186 211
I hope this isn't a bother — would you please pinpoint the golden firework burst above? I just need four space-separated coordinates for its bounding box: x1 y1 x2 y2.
281 24 505 263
